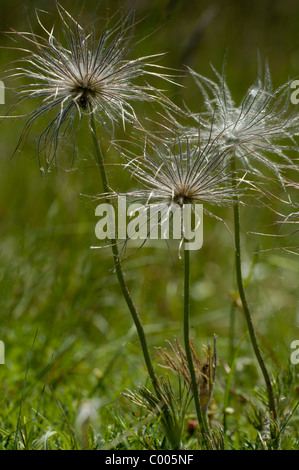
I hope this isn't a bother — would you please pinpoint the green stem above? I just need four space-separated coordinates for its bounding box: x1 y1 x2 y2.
183 244 210 441
231 162 277 424
90 114 161 399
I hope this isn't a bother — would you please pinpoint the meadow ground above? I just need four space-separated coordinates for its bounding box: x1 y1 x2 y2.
0 0 298 450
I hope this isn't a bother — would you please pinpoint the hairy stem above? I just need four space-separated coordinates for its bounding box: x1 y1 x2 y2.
90 114 161 399
231 161 277 424
183 244 210 441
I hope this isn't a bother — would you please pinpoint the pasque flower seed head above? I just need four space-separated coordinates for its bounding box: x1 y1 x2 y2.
2 3 175 168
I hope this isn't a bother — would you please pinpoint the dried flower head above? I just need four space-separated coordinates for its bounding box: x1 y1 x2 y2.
157 337 217 414
105 135 244 257
121 138 237 206
175 62 299 188
2 3 173 169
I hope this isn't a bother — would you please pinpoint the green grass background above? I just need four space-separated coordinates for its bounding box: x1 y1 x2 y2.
0 0 298 449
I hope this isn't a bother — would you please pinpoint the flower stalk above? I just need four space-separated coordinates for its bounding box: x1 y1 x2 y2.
90 113 161 400
231 159 278 427
183 242 210 441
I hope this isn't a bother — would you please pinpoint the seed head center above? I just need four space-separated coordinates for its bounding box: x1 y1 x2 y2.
74 77 98 109
173 185 194 206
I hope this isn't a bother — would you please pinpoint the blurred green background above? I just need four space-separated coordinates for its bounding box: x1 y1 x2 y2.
0 0 298 449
